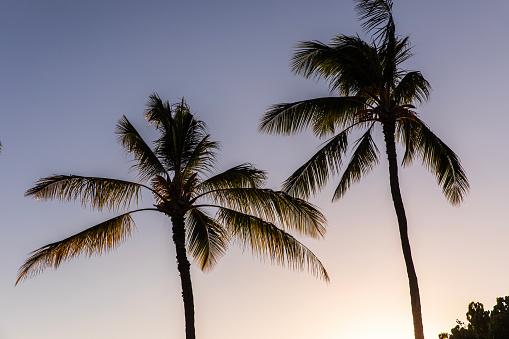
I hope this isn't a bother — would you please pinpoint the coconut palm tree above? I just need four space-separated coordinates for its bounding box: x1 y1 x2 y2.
259 1 469 338
17 94 328 339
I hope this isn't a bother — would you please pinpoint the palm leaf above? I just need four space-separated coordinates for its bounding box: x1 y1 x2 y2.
200 188 326 238
282 130 349 198
333 126 380 200
217 207 329 282
116 116 167 181
290 36 382 100
394 71 431 105
398 118 470 205
16 213 137 284
181 134 220 179
354 0 394 43
25 175 145 212
185 208 228 271
154 101 218 178
144 93 172 132
261 97 364 137
198 163 267 192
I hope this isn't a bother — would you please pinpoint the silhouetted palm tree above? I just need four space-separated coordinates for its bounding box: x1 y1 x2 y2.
260 1 469 338
18 94 328 339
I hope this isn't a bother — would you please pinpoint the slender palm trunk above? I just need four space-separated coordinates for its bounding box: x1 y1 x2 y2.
382 121 425 339
171 214 196 339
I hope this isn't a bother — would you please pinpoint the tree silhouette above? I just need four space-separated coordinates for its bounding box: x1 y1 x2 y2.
259 1 469 338
439 297 509 339
18 94 329 339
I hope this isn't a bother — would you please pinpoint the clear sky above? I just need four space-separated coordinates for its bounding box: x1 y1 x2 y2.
2 1 509 338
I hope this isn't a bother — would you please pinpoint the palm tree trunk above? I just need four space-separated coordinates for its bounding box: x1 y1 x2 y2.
171 214 196 339
382 121 425 339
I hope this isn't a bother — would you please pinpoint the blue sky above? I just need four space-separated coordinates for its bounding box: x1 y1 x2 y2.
2 1 509 338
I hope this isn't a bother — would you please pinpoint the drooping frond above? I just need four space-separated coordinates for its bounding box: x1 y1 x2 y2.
394 71 431 105
217 207 329 282
116 116 167 181
261 97 365 137
16 213 137 284
333 126 380 200
198 164 267 193
282 130 349 198
25 175 146 212
291 36 382 100
397 118 470 205
200 188 326 238
185 208 228 271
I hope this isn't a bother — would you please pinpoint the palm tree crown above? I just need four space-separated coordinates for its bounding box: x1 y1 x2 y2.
18 94 328 339
260 1 469 339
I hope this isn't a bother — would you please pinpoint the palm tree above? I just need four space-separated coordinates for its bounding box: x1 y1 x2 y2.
259 1 469 338
17 94 329 339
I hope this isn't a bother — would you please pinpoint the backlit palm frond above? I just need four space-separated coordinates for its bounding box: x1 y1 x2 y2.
116 116 167 181
395 115 420 167
394 71 431 105
327 35 384 97
181 134 220 179
403 118 470 205
333 126 380 200
393 36 414 68
291 36 382 99
144 93 172 132
202 188 326 238
355 0 394 43
16 213 136 284
155 102 217 177
282 130 349 198
260 97 363 136
25 175 145 212
198 163 267 193
217 207 329 282
290 40 336 80
185 208 228 271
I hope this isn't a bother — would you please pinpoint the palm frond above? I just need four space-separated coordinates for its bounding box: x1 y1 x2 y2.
153 102 218 178
394 71 431 105
116 116 167 181
198 163 267 193
291 36 383 100
25 175 145 212
185 208 228 271
180 134 220 178
260 97 364 137
144 93 172 132
333 126 380 200
397 118 470 205
16 213 137 284
217 207 329 282
355 0 394 43
282 130 349 198
200 188 326 238
393 36 414 68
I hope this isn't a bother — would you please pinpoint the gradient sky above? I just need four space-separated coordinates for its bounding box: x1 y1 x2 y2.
2 1 509 338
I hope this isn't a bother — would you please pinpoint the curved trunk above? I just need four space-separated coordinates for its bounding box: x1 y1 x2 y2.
171 214 196 339
382 121 425 339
